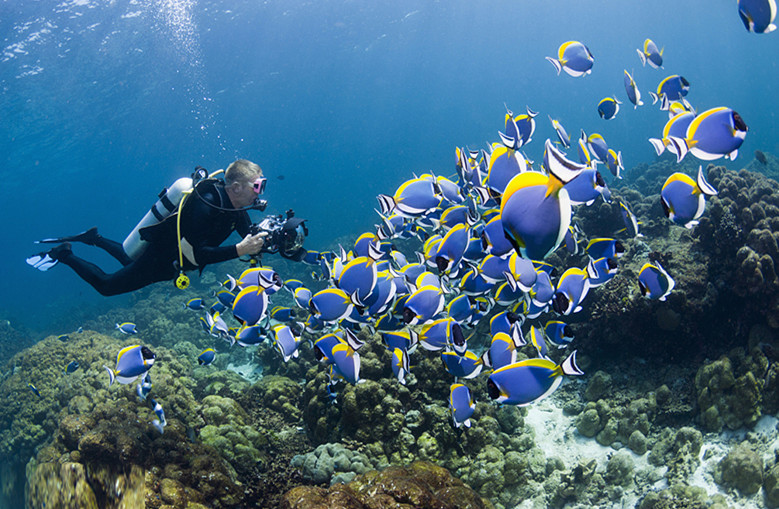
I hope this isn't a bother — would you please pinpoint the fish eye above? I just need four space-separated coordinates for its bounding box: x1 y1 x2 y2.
595 172 605 186
141 346 155 359
607 258 618 269
614 241 625 254
402 308 415 324
563 325 573 337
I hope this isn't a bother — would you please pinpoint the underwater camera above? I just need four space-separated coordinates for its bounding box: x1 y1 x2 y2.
249 209 308 261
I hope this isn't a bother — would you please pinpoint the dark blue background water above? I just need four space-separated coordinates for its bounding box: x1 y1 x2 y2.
1 0 777 334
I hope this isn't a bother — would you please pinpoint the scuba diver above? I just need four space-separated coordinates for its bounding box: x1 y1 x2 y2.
26 159 308 296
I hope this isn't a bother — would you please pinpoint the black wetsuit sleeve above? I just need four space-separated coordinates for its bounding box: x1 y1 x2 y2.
180 186 251 268
235 210 251 238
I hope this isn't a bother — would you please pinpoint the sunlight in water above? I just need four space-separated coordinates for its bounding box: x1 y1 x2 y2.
152 0 201 67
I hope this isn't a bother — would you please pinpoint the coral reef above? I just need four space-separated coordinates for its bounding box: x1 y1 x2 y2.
199 394 268 474
694 347 768 432
638 484 732 509
290 442 373 484
714 441 764 495
280 460 494 509
648 427 703 484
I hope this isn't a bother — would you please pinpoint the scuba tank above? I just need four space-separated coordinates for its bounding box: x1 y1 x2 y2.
122 167 211 260
122 177 194 261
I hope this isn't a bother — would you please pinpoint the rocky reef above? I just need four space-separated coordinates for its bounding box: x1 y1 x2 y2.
280 461 493 509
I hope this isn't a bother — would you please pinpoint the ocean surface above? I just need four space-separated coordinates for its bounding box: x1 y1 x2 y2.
2 0 777 333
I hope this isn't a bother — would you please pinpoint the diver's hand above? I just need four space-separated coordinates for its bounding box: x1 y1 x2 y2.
236 231 267 256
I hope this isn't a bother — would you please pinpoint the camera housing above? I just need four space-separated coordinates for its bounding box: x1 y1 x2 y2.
249 209 308 260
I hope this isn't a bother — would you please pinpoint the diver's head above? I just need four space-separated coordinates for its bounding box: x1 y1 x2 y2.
225 159 265 209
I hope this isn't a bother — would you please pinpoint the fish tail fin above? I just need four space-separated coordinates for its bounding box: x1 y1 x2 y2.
669 137 690 163
498 131 519 150
349 291 364 308
512 323 527 348
377 194 396 216
560 350 585 376
649 92 659 105
503 271 518 293
480 349 492 368
103 365 116 387
696 166 718 196
471 186 492 207
648 138 666 156
545 56 562 75
636 48 646 66
367 241 384 262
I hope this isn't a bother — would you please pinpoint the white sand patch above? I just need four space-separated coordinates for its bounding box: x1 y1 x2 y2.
226 360 263 383
519 396 663 508
687 415 778 509
516 394 777 509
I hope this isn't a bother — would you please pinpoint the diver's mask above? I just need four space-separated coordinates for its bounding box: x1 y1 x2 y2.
252 176 268 211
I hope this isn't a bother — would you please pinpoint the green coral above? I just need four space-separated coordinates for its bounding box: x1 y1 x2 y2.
648 427 703 484
199 394 269 473
250 375 304 422
695 349 765 432
281 461 494 509
638 484 732 509
714 442 764 495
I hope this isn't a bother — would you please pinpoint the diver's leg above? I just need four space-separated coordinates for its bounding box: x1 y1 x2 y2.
58 248 171 296
91 236 133 266
35 227 133 266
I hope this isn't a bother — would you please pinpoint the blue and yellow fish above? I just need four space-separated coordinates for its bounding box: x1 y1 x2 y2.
597 97 621 120
487 351 584 406
552 267 590 316
198 348 216 366
115 322 137 335
586 238 625 260
500 140 585 260
637 38 663 68
449 384 476 428
661 166 718 228
623 70 643 108
103 345 155 386
638 262 675 301
183 298 205 311
544 321 574 348
441 350 483 379
684 107 748 161
391 347 411 385
656 75 690 101
402 285 444 325
738 0 777 33
546 41 594 77
549 115 571 148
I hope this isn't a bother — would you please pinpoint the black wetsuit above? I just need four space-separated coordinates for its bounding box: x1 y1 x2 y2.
59 181 251 296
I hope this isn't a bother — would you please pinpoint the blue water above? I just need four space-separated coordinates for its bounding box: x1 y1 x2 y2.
1 0 777 333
